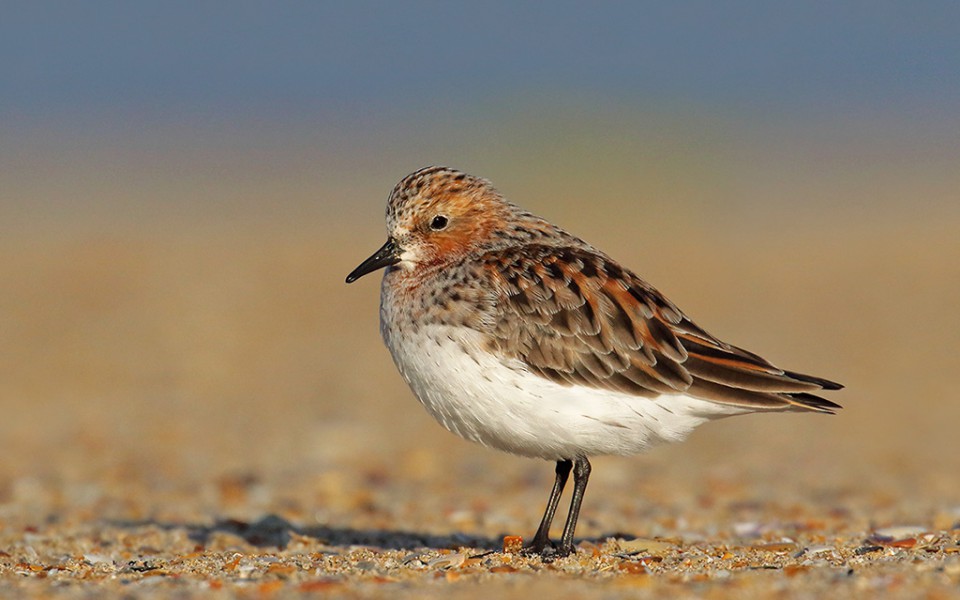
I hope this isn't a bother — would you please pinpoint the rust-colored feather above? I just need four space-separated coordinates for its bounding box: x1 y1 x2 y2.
485 245 842 414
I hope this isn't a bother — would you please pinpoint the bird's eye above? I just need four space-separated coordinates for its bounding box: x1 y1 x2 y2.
430 215 449 230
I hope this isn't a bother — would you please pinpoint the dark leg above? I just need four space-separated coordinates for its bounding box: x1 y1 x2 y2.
557 456 591 557
524 459 572 555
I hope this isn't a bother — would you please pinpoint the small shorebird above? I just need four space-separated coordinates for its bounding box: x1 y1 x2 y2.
346 166 842 558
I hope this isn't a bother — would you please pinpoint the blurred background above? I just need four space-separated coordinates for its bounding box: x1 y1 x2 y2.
1 2 958 537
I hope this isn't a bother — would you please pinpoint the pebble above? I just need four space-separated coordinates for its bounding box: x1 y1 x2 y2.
872 525 927 540
615 538 675 555
428 553 465 569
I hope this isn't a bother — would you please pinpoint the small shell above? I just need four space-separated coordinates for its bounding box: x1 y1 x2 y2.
428 553 465 569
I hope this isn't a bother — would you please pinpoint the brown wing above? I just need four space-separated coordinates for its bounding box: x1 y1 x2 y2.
484 245 842 413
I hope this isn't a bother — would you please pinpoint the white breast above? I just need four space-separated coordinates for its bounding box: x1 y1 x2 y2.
382 318 747 461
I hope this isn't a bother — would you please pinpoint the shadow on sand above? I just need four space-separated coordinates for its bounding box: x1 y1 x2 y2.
110 514 504 551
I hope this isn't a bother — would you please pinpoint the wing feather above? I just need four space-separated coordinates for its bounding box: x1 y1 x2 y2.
485 244 842 413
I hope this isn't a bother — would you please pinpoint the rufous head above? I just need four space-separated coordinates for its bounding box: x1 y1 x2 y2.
346 166 512 283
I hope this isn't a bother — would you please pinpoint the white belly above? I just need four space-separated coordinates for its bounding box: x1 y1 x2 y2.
384 323 745 461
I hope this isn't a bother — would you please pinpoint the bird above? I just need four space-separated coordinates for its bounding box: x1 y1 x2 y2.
345 166 842 558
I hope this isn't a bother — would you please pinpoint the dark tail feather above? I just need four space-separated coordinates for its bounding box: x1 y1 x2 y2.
784 370 844 391
785 391 843 414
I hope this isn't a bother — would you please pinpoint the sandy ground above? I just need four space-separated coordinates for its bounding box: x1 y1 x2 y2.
2 128 960 597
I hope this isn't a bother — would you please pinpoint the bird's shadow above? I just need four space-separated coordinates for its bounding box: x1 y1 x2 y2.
108 514 634 553
109 514 503 552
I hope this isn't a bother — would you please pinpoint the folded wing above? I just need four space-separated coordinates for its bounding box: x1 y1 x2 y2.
484 245 842 413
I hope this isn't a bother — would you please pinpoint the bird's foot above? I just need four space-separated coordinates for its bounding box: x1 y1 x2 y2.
520 538 575 562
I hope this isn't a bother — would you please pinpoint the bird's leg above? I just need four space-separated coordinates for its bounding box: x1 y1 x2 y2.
523 459 572 556
556 456 591 557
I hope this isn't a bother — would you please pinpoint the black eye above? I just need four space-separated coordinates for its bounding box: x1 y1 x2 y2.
430 215 449 230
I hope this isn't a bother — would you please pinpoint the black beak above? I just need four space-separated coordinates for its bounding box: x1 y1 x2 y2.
345 238 402 283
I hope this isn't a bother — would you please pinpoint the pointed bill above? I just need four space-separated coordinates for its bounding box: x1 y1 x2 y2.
346 238 402 283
